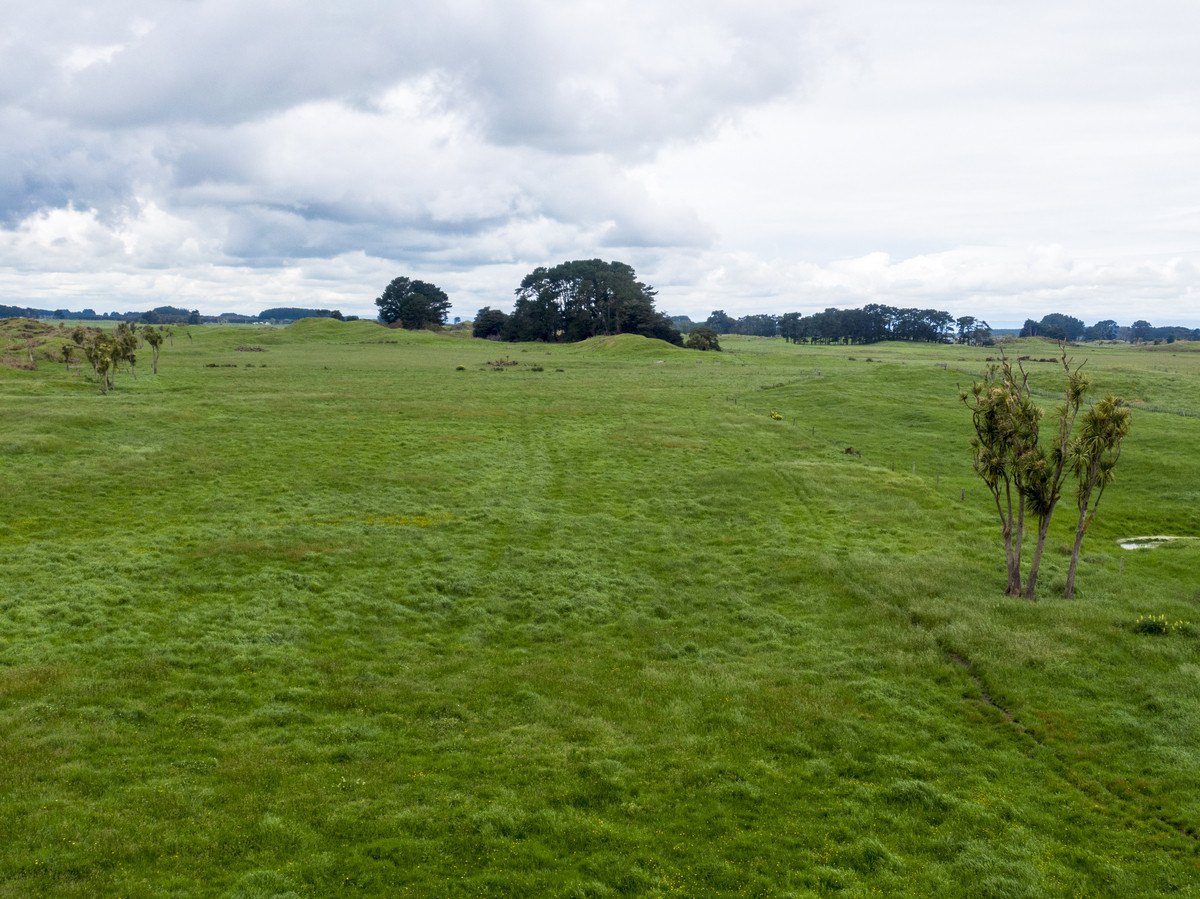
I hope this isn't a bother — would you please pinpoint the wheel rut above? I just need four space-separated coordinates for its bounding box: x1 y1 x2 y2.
906 609 1200 849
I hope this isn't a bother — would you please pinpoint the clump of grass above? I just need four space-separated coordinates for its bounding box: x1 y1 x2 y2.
1131 614 1193 636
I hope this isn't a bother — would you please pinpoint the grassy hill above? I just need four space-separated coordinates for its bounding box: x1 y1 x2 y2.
1 321 1198 897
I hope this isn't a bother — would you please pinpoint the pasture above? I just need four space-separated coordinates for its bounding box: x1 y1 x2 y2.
1 319 1198 897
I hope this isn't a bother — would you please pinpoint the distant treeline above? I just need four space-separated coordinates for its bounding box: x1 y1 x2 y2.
1019 314 1199 343
676 306 992 345
669 307 1199 345
6 299 1197 346
0 305 358 325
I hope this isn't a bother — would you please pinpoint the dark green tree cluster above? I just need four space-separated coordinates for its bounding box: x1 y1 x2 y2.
953 316 994 346
1020 314 1086 341
1020 315 1199 343
375 278 451 329
472 307 509 340
704 310 736 333
1123 320 1198 343
258 307 342 322
1084 319 1119 341
698 305 963 344
684 326 721 351
770 305 957 345
473 260 682 345
706 312 778 337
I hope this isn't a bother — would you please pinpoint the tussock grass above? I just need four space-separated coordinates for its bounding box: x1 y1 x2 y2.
0 325 1197 896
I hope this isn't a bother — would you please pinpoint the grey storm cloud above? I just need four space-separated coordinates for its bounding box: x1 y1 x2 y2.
7 1 814 148
2 0 804 274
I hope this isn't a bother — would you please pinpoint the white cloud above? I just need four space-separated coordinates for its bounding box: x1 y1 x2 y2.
60 43 127 75
647 244 1200 327
1 0 1198 326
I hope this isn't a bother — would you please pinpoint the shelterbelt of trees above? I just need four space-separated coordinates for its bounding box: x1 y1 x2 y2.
683 307 992 345
0 304 357 325
1019 313 1200 344
682 308 1198 346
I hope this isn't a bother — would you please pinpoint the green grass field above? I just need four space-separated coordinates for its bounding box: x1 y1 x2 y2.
1 319 1198 897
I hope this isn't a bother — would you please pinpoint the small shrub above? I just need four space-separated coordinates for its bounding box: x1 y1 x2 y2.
530 365 544 372
455 365 466 371
769 411 783 420
1131 614 1192 636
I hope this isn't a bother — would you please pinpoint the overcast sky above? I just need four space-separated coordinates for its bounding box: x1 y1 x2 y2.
2 0 1198 326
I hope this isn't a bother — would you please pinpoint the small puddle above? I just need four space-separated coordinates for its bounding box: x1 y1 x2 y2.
1118 535 1183 550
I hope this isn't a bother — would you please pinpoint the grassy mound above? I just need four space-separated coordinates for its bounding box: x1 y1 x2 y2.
569 332 688 357
0 319 79 371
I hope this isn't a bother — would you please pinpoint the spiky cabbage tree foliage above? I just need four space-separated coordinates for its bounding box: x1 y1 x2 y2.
1064 396 1132 598
115 322 138 380
72 324 137 393
1019 354 1089 599
143 325 164 374
961 349 1092 600
962 356 1039 595
81 331 118 394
